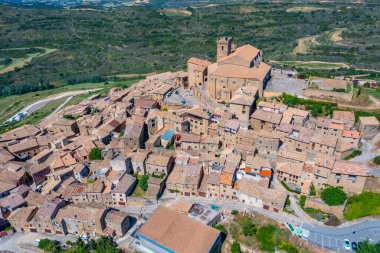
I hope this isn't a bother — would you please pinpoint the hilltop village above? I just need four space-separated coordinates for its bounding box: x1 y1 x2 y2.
0 37 379 253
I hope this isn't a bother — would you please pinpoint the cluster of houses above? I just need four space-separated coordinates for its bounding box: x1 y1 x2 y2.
0 37 379 253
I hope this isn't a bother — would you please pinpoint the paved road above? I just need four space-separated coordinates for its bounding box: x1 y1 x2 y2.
352 139 380 163
303 220 380 251
5 89 99 124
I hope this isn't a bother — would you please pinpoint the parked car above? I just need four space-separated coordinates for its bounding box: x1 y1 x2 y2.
35 185 43 192
35 239 41 247
344 239 351 251
351 242 358 251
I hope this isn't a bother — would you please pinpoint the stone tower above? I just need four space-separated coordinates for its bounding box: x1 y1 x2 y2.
216 37 236 61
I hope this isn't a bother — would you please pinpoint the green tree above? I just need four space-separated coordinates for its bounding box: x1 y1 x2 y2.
68 238 87 253
299 195 307 208
37 239 59 253
356 239 380 253
91 236 122 253
321 186 347 206
138 175 149 191
231 241 242 253
89 148 102 160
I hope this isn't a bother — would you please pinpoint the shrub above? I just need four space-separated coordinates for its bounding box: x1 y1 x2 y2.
321 186 347 206
37 239 59 253
231 210 239 215
256 225 277 252
238 216 257 236
89 148 102 160
86 178 95 184
214 224 227 234
299 195 306 208
374 156 380 165
343 150 362 160
310 184 316 196
138 175 149 191
231 241 242 253
277 241 298 253
281 180 300 194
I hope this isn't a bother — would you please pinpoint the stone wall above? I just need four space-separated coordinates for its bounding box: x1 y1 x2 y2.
304 197 345 219
303 89 353 102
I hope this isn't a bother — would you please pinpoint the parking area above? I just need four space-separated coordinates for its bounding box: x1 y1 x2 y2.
0 232 77 252
163 88 198 107
307 231 348 251
302 223 380 252
266 69 308 97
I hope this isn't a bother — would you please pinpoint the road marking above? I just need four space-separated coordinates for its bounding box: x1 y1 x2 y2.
360 236 374 242
370 229 380 236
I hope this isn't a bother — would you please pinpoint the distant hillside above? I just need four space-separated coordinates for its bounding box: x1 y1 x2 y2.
0 1 379 96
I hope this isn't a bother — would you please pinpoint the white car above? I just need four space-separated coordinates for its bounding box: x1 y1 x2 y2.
35 239 41 247
344 239 351 251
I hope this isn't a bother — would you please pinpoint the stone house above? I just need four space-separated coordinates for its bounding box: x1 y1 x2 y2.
145 153 174 176
276 162 303 189
327 160 368 194
166 163 203 197
187 57 212 87
53 204 107 236
30 198 65 234
310 133 338 156
332 111 355 129
250 109 282 132
257 101 288 114
277 124 314 154
218 172 236 201
207 171 221 199
130 151 150 175
358 116 380 140
176 132 201 150
8 206 38 233
110 173 136 206
104 210 130 237
228 86 258 122
7 137 42 160
315 117 345 137
179 105 212 135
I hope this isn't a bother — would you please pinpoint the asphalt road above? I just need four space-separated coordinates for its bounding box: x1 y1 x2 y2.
5 89 99 123
303 220 380 251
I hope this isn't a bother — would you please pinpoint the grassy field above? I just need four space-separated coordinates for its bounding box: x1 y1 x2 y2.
0 47 56 75
0 1 378 97
0 82 107 123
362 88 380 99
354 110 380 123
344 192 380 221
286 6 330 12
271 60 349 69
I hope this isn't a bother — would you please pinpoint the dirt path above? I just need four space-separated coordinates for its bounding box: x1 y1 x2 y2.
330 29 344 43
0 47 57 75
293 35 320 54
